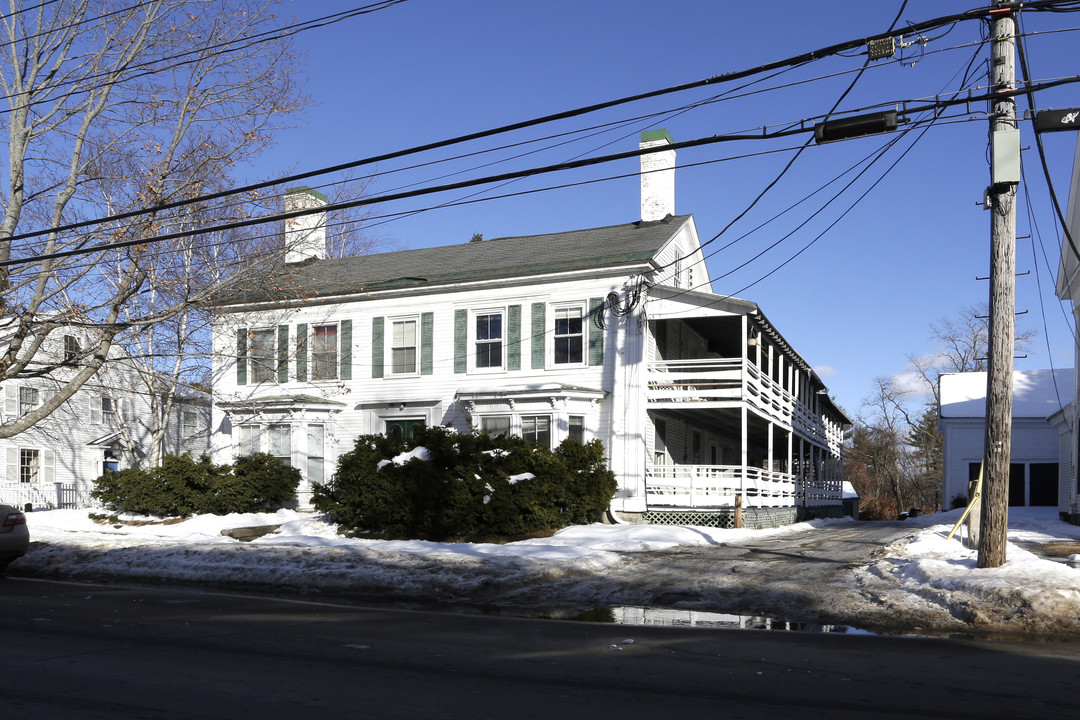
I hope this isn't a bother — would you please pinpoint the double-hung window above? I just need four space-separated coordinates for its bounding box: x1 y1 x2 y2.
18 387 39 417
64 335 80 363
553 306 584 365
102 397 116 425
391 319 418 375
239 424 261 456
480 416 510 437
19 448 39 483
182 411 198 439
269 424 292 465
307 424 325 484
521 415 551 449
250 329 276 383
312 324 338 380
474 311 503 370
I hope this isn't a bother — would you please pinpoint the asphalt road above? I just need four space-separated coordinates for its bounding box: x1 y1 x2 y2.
3 576 1078 719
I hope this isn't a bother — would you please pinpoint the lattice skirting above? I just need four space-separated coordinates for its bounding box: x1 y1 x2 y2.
643 507 798 530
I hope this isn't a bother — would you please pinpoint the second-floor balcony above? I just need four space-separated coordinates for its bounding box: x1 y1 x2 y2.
647 357 799 426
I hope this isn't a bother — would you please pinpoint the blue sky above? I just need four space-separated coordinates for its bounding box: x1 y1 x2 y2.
243 0 1080 417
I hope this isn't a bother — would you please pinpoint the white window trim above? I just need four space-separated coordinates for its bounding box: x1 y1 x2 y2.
388 315 420 377
550 302 587 369
469 307 506 374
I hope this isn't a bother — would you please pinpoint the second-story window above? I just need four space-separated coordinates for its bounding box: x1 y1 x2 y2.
102 396 116 425
64 335 80 363
250 329 276 383
391 319 417 375
18 387 39 417
475 312 503 369
182 410 198 439
312 324 338 380
554 307 583 365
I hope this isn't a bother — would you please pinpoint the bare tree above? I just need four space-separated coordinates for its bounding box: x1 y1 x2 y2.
0 0 309 438
907 303 1035 405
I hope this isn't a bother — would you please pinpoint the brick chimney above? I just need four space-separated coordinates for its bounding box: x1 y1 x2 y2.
284 186 327 263
640 129 675 222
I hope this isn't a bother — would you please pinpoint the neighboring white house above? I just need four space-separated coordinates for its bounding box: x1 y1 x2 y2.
208 131 850 527
938 370 1072 512
0 327 211 509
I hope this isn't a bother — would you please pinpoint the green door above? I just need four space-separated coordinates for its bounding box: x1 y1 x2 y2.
386 419 425 441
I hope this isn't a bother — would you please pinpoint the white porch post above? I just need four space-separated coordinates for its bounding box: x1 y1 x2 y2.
741 404 748 504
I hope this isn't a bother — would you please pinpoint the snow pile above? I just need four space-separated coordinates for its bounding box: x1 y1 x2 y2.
864 508 1080 633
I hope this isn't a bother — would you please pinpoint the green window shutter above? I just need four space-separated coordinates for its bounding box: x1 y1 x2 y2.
277 325 289 382
507 304 521 371
588 297 604 366
531 302 545 369
454 309 467 374
236 329 247 386
371 317 384 378
421 312 434 375
296 323 308 382
278 325 291 382
340 319 352 381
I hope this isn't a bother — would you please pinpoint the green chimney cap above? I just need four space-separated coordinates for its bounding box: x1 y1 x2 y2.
640 129 674 145
286 186 327 202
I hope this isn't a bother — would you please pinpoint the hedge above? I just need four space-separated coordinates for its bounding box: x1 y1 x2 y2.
92 452 301 517
312 425 617 540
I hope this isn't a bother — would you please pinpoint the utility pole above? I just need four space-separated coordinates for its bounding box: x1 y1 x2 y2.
980 0 1019 569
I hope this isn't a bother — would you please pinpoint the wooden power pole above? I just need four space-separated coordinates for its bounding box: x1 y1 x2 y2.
980 0 1019 569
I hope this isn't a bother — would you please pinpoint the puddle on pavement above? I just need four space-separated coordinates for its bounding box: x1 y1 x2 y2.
530 605 875 635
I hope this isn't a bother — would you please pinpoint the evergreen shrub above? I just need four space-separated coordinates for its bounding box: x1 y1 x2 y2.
92 452 301 517
312 425 617 540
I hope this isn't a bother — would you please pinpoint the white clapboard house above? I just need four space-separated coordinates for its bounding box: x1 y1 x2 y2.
0 326 211 509
209 131 850 527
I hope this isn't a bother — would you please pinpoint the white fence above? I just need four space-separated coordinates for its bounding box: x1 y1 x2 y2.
645 464 796 508
0 482 99 510
645 464 841 509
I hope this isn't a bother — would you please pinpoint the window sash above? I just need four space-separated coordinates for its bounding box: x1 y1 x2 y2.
554 307 583 364
182 411 198 439
19 387 38 417
239 424 261 456
474 313 503 369
391 320 418 374
269 424 291 462
568 415 585 444
250 329 276 383
480 416 510 437
312 325 338 380
19 448 39 483
521 415 551 448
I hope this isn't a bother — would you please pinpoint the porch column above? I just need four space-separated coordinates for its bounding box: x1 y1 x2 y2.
740 404 748 502
767 420 774 473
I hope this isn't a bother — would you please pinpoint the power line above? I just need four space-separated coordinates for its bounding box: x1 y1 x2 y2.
0 2 1021 250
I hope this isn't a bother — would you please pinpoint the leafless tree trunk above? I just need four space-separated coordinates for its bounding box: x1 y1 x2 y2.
0 0 308 438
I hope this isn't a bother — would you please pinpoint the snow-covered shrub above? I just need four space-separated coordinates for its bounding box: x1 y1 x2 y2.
313 426 616 540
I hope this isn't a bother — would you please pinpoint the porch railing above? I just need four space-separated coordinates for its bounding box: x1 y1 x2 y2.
647 358 843 441
645 464 796 508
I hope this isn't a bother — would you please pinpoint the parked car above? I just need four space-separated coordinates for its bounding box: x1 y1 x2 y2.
0 504 29 572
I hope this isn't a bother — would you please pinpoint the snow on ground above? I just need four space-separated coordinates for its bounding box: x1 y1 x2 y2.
11 506 1080 634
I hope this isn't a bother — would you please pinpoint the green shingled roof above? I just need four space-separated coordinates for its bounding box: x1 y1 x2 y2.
216 215 690 306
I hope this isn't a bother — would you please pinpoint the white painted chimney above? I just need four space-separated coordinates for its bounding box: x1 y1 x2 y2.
640 129 675 222
284 186 327 263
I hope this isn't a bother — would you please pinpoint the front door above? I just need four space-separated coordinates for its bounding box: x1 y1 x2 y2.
386 419 425 441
